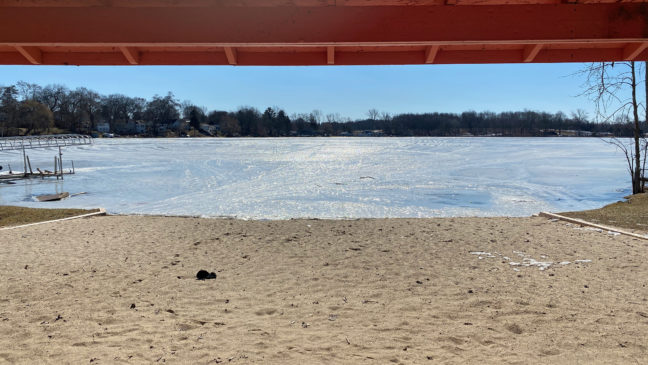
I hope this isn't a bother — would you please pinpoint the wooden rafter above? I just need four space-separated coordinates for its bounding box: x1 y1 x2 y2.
424 45 440 64
327 46 335 65
14 46 42 64
224 46 237 65
623 42 648 61
119 46 140 64
522 44 543 62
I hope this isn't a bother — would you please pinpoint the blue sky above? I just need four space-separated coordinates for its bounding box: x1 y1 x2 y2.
0 63 596 120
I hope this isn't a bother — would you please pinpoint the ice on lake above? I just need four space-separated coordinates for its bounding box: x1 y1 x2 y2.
0 137 629 219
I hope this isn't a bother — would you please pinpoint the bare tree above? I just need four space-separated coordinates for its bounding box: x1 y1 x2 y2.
326 112 343 124
581 61 646 194
367 108 379 121
15 81 42 101
309 109 322 124
570 109 589 124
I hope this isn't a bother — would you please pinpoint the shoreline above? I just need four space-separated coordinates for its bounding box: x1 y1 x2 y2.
3 192 645 229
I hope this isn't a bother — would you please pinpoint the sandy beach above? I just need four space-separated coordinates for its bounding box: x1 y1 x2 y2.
1 215 647 364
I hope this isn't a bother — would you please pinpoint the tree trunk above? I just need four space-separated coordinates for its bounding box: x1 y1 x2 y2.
631 61 641 194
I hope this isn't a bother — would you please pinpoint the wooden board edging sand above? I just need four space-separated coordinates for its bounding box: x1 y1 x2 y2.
539 211 648 241
0 208 106 231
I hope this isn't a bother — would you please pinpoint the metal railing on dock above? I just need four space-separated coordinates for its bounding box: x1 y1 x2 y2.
0 134 93 151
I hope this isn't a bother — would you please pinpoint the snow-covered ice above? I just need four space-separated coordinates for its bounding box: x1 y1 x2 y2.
0 137 629 219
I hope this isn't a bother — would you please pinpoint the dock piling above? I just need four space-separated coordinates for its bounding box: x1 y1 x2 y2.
22 145 26 177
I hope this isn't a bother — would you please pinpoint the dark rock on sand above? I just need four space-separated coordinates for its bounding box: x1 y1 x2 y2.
196 270 217 280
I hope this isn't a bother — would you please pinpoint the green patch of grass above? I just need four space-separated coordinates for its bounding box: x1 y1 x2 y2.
0 206 100 228
560 193 648 233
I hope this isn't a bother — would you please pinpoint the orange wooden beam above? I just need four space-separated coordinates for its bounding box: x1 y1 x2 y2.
0 4 647 65
0 46 641 66
3 0 644 7
0 0 336 6
0 4 645 46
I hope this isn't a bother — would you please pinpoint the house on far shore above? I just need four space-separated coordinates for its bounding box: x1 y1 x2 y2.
200 123 220 136
118 120 147 135
97 122 110 133
559 130 579 137
172 119 191 132
353 129 384 137
542 129 596 137
134 121 147 134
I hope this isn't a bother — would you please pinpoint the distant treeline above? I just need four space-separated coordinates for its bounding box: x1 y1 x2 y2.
0 81 645 138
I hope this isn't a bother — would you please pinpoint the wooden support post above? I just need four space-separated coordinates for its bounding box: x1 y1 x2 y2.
54 156 58 179
58 146 63 180
26 155 32 174
71 160 75 174
22 145 26 177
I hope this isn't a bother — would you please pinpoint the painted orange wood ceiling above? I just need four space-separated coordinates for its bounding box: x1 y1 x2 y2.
0 0 646 65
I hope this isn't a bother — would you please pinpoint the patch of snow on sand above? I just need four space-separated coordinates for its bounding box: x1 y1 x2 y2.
470 251 496 259
566 223 622 236
470 250 592 271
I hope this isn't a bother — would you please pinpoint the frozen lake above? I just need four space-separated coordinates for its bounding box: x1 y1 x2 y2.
0 137 629 219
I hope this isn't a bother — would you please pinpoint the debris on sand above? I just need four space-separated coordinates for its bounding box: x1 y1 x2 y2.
196 270 217 280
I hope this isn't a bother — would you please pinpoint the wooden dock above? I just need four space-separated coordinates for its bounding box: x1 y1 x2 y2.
0 170 75 183
1 142 76 183
0 134 92 151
